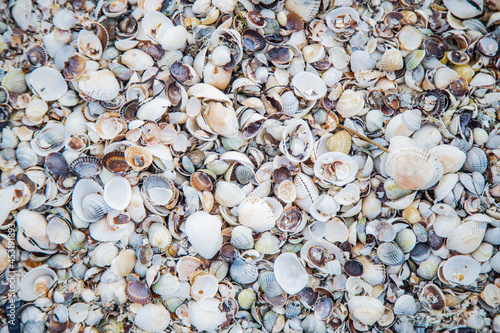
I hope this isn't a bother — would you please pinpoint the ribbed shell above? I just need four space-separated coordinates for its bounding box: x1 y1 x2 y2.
336 90 365 118
238 196 276 232
463 147 488 173
185 211 222 259
376 242 405 266
385 146 444 190
419 283 446 310
230 258 258 284
394 295 418 316
134 304 170 333
446 220 487 254
429 145 466 174
284 0 320 22
214 181 246 207
347 296 385 326
78 70 120 101
380 49 404 71
125 281 152 304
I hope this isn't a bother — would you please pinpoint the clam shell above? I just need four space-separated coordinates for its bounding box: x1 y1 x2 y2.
274 253 308 294
314 152 358 186
214 181 246 207
103 176 131 211
291 72 327 100
394 295 418 316
376 242 405 266
70 156 103 179
134 304 170 332
124 146 153 171
442 255 480 285
446 220 487 254
336 90 365 118
91 242 118 266
185 211 223 259
78 70 120 101
347 296 385 326
231 225 254 250
125 281 152 304
238 196 276 232
26 67 68 101
72 179 105 223
419 283 446 311
187 299 226 332
230 257 258 284
379 49 404 72
398 26 421 51
18 267 58 301
428 145 466 174
443 0 483 19
463 147 488 173
385 145 444 190
148 222 172 248
285 0 320 22
280 119 314 163
46 216 71 244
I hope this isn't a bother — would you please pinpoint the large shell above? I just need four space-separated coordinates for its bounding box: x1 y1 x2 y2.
185 211 223 259
384 145 444 190
285 0 320 22
446 220 487 254
442 255 481 285
78 70 120 101
26 67 68 101
214 181 246 207
428 145 466 174
347 296 385 326
134 304 170 333
274 253 309 295
18 267 58 301
238 196 276 232
291 72 327 100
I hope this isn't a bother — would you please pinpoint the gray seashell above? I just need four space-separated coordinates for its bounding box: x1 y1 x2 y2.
47 254 73 269
350 51 376 72
259 271 284 298
22 320 45 333
281 91 299 116
301 314 327 333
459 172 485 196
285 300 302 319
394 295 418 316
1 127 19 149
410 243 431 263
484 227 500 245
80 193 111 222
450 137 472 153
230 258 258 284
16 143 39 169
463 147 487 173
54 46 76 70
376 242 405 266
64 230 86 252
402 109 422 131
70 156 103 179
263 310 279 332
231 226 254 250
52 8 77 30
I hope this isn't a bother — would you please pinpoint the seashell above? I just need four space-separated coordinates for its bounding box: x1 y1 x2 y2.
91 242 118 267
358 256 385 286
377 242 405 266
314 152 358 186
336 90 365 118
230 258 258 284
214 181 246 208
68 303 89 323
185 211 223 259
231 226 254 250
419 283 446 311
191 274 219 301
64 230 86 252
102 151 129 175
463 147 487 173
11 0 32 31
443 0 483 19
134 304 170 333
78 70 120 101
326 130 351 154
121 49 154 71
103 176 131 211
203 102 239 138
26 67 67 101
310 194 339 222
148 222 172 249
242 29 266 53
433 215 461 237
428 145 466 174
385 145 443 190
350 51 376 73
95 113 125 140
395 228 417 253
384 113 415 141
46 216 71 244
16 143 39 169
238 196 276 232
280 119 314 163
398 26 421 51
442 255 480 285
379 49 404 72
18 267 58 301
188 299 226 332
291 72 327 101
274 253 308 294
423 35 450 59
125 281 152 304
53 8 76 30
124 146 153 171
446 220 487 254
285 0 320 22
70 156 103 178
347 296 385 326
394 295 418 316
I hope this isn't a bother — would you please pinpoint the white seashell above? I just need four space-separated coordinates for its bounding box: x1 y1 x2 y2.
336 90 365 118
214 181 246 207
309 194 338 221
291 72 327 100
188 299 226 332
350 51 376 72
443 0 483 19
26 67 68 101
347 296 385 326
385 145 443 190
433 215 461 237
72 179 105 223
412 125 442 150
103 176 132 211
384 113 415 141
238 196 276 232
280 119 314 163
274 253 309 294
11 0 32 31
294 173 319 212
185 211 223 259
135 304 171 332
136 97 171 121
78 70 120 101
190 274 219 301
429 145 466 174
285 0 320 22
321 67 343 87
442 255 480 285
68 303 89 323
53 8 77 30
394 295 418 316
77 30 103 60
110 249 136 277
446 220 487 254
18 267 58 301
324 218 349 243
91 242 119 267
329 46 349 70
398 26 422 51
122 49 154 71
314 152 358 186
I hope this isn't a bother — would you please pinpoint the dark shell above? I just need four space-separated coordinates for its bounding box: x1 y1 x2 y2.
25 45 48 68
447 50 469 65
137 244 153 265
242 29 266 54
170 61 193 84
99 95 126 111
314 297 334 320
328 317 343 328
277 206 302 233
299 287 319 308
91 22 109 49
449 77 468 97
125 281 152 304
286 13 304 32
384 11 404 29
384 94 400 110
273 167 291 184
70 156 103 178
423 35 449 59
247 11 266 28
120 98 139 122
63 54 87 80
268 47 293 65
220 242 238 259
102 151 129 175
365 89 386 108
190 170 215 192
45 152 69 176
167 83 182 108
311 55 331 71
410 242 431 262
307 246 331 267
420 89 446 116
420 283 446 311
428 230 445 250
343 259 363 277
115 14 138 40
221 297 238 317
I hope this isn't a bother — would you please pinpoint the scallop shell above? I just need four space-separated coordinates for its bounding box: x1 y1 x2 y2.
70 156 103 179
385 145 444 190
350 51 376 72
230 257 258 284
347 296 385 326
379 49 404 72
394 295 418 316
72 179 105 223
124 146 153 171
125 281 152 304
336 90 365 118
285 0 320 22
274 253 309 295
238 196 276 232
398 26 422 51
134 304 170 333
78 70 120 101
185 211 223 259
214 181 246 207
446 220 487 254
463 147 488 173
377 242 405 266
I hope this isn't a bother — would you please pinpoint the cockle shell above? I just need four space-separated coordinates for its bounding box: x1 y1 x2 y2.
446 220 487 254
214 181 246 207
385 145 444 190
185 211 223 259
291 72 327 100
314 152 358 186
78 70 120 101
336 90 365 118
238 196 276 232
428 145 466 174
134 304 170 332
274 253 308 295
347 296 385 326
187 299 226 332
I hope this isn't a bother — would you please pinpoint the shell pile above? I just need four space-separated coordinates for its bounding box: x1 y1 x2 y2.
3 0 500 331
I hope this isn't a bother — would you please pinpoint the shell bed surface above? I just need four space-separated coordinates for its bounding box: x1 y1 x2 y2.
4 0 500 332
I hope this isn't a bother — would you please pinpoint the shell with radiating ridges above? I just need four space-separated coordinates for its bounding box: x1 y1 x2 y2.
185 211 223 259
348 296 385 326
336 90 365 118
134 304 170 333
446 220 487 254
238 196 276 232
429 145 466 174
78 70 120 101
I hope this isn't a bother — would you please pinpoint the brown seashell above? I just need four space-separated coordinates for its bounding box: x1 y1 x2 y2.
326 130 351 154
268 47 294 65
140 122 162 146
277 206 303 233
102 151 130 175
190 170 215 192
286 12 304 32
115 14 138 40
384 11 404 29
242 29 266 54
449 77 468 97
63 54 86 80
419 283 446 311
125 281 152 304
90 22 109 50
95 112 126 140
247 11 266 28
167 83 182 108
447 50 470 65
25 45 48 69
120 98 139 122
423 35 449 59
45 152 69 175
125 146 153 171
